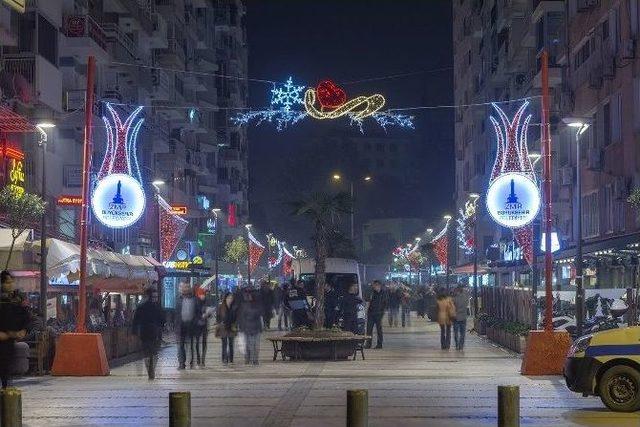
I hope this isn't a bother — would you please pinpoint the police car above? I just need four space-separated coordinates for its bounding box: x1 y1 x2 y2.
564 326 640 412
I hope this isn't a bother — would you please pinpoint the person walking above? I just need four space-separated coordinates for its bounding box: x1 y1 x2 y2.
324 282 339 328
277 282 291 331
175 283 200 369
436 288 456 350
132 284 165 379
260 281 275 330
400 285 412 327
387 284 401 327
238 288 262 365
452 284 470 350
0 271 29 388
216 292 238 365
365 280 386 349
340 283 362 334
285 279 311 329
193 286 213 366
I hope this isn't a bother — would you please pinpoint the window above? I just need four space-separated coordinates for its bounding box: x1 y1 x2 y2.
582 192 600 238
376 144 385 153
603 185 613 233
603 102 611 146
376 159 384 168
474 152 485 176
389 143 398 153
602 19 609 40
612 93 622 144
365 142 372 151
38 15 58 66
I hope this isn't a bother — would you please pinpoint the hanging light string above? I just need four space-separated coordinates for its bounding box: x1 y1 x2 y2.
95 96 542 113
106 60 454 87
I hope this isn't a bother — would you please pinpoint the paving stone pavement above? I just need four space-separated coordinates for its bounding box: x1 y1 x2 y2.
14 315 640 426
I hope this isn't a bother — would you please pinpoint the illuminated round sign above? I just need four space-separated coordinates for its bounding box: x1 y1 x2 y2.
91 173 145 229
486 173 541 228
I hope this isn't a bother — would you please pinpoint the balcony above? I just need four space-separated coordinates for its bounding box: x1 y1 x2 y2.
156 38 186 68
532 0 565 22
62 15 109 62
1 54 62 112
103 0 154 34
101 22 137 59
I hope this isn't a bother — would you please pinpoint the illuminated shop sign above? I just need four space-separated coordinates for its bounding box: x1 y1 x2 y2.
57 195 83 206
7 157 25 197
170 205 188 215
162 256 204 270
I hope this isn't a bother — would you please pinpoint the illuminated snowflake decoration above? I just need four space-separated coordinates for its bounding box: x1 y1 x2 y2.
232 76 414 133
271 77 305 112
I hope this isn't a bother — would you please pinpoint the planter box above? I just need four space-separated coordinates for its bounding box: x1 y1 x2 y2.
282 340 356 360
484 326 527 354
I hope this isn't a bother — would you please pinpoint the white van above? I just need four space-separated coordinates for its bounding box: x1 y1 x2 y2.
293 257 362 298
293 257 365 331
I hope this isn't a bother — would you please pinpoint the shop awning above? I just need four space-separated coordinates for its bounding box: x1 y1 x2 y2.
452 263 490 275
0 228 33 270
34 238 160 291
555 232 640 261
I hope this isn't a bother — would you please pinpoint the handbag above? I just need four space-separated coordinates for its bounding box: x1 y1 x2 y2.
447 300 457 321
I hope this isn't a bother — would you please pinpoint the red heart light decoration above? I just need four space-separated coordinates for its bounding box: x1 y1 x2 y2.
316 80 347 110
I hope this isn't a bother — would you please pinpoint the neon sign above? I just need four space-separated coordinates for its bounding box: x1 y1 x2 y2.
91 104 145 229
57 195 83 206
170 205 188 216
7 158 25 197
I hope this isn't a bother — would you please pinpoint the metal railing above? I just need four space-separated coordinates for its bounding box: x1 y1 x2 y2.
1 55 36 101
101 23 137 59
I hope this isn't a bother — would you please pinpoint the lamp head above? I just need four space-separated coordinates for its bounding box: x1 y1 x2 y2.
469 193 480 200
364 176 372 182
332 174 341 181
443 214 452 220
245 224 252 230
36 122 56 129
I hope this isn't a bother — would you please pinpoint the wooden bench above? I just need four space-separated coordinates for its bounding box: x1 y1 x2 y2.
267 335 370 362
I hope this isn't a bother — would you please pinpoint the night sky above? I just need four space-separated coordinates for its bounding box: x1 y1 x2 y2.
245 0 454 254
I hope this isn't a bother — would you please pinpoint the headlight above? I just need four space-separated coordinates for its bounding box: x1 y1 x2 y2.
567 335 592 357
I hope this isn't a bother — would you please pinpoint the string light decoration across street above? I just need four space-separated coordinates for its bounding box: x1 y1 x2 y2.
232 77 414 133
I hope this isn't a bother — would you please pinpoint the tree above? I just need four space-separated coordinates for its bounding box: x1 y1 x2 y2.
292 191 352 329
224 236 248 276
0 187 46 270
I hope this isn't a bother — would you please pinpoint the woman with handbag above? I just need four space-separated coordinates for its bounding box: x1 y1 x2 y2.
216 292 237 365
436 288 456 350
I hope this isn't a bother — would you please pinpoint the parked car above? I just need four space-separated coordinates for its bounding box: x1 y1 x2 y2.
564 326 640 412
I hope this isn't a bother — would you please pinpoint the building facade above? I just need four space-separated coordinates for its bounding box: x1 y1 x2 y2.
0 0 248 264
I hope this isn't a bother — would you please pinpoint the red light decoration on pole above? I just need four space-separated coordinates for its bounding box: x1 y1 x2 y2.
248 230 265 273
159 195 188 262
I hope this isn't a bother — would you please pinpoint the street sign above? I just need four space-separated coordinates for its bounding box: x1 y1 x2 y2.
486 172 541 229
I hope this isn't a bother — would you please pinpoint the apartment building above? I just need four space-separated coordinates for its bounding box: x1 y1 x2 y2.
454 0 640 290
0 0 248 262
452 0 575 287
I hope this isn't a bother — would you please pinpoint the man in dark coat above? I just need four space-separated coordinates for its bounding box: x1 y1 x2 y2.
284 279 311 328
238 289 263 365
0 271 29 388
174 284 201 369
365 280 386 349
340 283 362 334
324 282 339 328
132 285 165 379
260 281 275 329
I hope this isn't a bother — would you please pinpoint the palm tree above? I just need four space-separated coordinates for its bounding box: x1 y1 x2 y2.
292 191 352 329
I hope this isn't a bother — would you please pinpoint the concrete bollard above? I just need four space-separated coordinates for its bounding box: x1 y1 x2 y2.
347 389 368 427
0 387 22 427
497 385 520 427
169 392 191 427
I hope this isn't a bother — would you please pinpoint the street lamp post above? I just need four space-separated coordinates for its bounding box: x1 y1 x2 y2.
245 224 252 287
564 118 590 336
426 228 433 286
332 173 372 243
36 122 55 319
212 208 221 299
